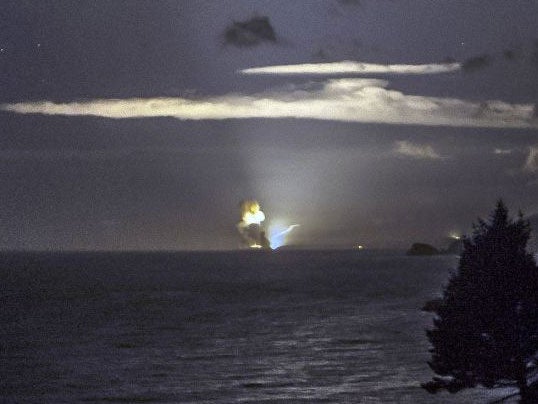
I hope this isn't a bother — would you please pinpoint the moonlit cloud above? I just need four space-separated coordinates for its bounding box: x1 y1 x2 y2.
239 60 461 75
2 78 536 128
394 141 442 160
524 146 538 172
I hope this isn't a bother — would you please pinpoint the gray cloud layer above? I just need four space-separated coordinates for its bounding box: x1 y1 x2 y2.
2 78 536 128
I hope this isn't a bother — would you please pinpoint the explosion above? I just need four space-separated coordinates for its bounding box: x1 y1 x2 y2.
241 200 265 225
237 199 298 249
237 200 270 249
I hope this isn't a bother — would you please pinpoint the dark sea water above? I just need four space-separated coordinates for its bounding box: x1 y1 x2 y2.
0 250 515 403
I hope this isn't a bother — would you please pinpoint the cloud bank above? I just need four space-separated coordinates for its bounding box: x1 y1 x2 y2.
394 141 442 160
239 60 461 75
2 78 536 128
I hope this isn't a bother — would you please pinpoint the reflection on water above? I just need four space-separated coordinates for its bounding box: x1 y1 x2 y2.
0 251 512 402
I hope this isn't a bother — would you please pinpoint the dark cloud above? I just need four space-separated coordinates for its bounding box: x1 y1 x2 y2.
338 0 361 6
462 54 492 72
532 39 538 64
312 48 328 60
224 16 277 47
329 0 362 18
503 49 517 61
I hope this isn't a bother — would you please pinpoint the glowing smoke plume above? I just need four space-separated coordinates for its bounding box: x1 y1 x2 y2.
237 200 270 248
241 200 265 225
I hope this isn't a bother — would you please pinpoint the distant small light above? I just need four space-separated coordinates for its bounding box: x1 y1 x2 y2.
449 232 461 240
355 244 364 250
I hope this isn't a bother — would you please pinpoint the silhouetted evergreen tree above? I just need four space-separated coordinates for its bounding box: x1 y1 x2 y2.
423 201 538 403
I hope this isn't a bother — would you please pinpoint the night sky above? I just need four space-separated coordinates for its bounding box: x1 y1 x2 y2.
1 0 537 250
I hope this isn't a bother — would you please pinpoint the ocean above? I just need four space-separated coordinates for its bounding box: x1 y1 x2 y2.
0 250 515 403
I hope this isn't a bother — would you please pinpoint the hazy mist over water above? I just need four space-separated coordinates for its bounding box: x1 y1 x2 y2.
0 251 515 403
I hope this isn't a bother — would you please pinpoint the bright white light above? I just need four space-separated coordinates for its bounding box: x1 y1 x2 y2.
268 223 299 249
243 210 265 225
